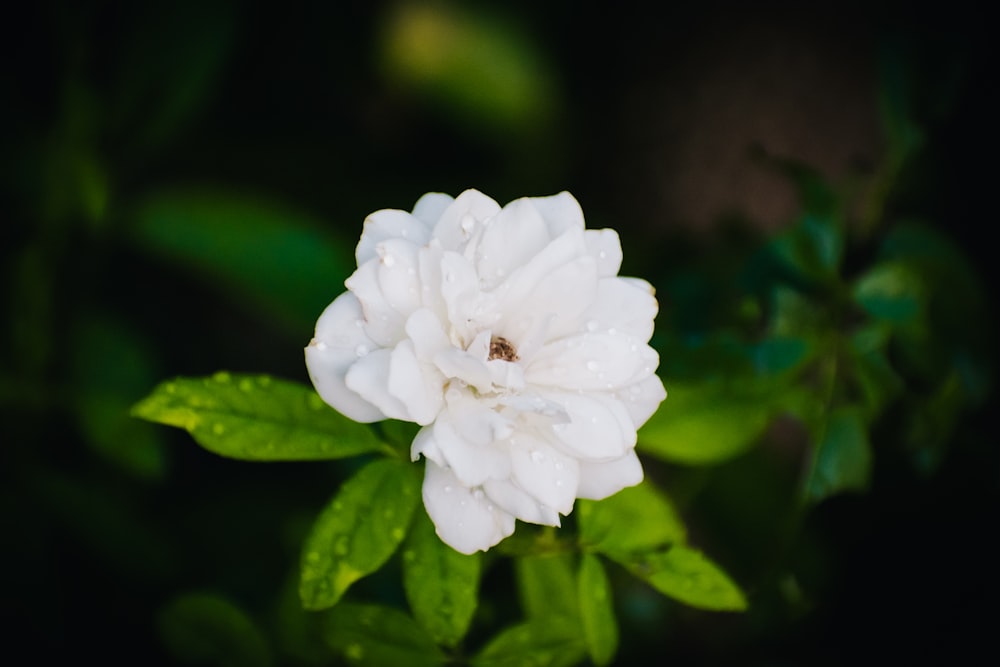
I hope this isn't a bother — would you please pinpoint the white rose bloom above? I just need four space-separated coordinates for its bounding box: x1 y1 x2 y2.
305 190 666 554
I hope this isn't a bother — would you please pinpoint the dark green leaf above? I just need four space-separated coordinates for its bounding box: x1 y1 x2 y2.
131 373 383 461
578 481 686 554
322 603 445 667
577 554 618 666
403 510 482 647
615 546 747 612
853 260 925 326
300 459 420 610
804 407 872 502
158 592 272 667
472 621 586 667
130 190 354 333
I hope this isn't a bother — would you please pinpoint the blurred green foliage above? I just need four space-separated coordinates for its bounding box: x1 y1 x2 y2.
2 1 995 665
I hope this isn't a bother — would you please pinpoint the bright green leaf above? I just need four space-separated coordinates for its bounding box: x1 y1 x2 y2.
158 592 272 667
130 190 353 333
578 481 686 554
853 260 925 326
515 552 579 621
472 621 586 667
132 373 383 461
300 459 420 610
322 603 445 667
638 380 778 465
804 407 872 502
577 554 618 666
615 546 747 612
403 510 482 647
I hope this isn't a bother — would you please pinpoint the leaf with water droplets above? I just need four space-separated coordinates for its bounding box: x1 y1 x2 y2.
516 552 579 621
131 373 383 461
322 603 445 667
403 510 482 647
300 459 421 610
614 545 747 612
471 620 587 667
577 554 618 666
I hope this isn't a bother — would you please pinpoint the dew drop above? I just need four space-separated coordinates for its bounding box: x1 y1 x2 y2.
355 344 369 357
555 479 563 487
354 319 365 328
487 504 494 512
381 253 396 267
334 536 350 555
586 319 599 332
530 450 545 463
212 423 225 435
392 528 405 540
239 378 254 392
608 327 617 336
460 214 476 234
314 341 328 351
445 272 456 283
586 360 600 372
443 485 453 493
591 416 599 424
554 461 564 471
598 250 608 259
346 644 364 660
473 489 485 501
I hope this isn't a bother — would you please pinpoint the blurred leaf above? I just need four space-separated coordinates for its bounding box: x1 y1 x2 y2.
767 212 844 289
300 459 420 610
804 407 872 502
577 554 618 667
849 327 904 419
73 314 167 479
638 379 783 465
471 620 586 667
403 510 482 647
578 481 686 554
158 592 272 667
378 3 559 133
132 373 383 461
130 190 354 333
903 371 967 476
515 552 579 622
322 603 445 667
614 546 747 612
853 260 925 326
770 286 829 336
273 571 332 666
112 2 235 153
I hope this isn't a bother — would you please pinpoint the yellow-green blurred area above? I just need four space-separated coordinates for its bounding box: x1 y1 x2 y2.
1 0 996 664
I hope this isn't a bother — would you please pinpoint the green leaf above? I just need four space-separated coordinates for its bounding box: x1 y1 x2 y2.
577 554 618 666
472 621 586 667
615 546 747 612
322 603 445 667
132 373 383 461
130 190 354 333
638 380 778 465
515 552 579 621
403 510 482 647
804 407 872 502
158 592 272 667
853 260 925 326
578 481 686 554
300 459 420 610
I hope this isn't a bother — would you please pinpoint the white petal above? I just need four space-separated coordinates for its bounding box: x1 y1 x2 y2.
615 374 667 429
433 347 492 392
356 209 431 265
576 450 644 500
432 411 511 487
543 391 636 460
433 189 502 252
304 293 385 422
344 347 410 420
374 238 423 319
440 251 481 343
528 191 586 238
482 478 561 526
509 434 579 515
411 192 453 227
579 277 659 341
404 308 450 361
422 461 515 554
388 339 444 425
503 254 598 343
475 197 551 289
584 228 623 277
345 261 406 347
411 424 443 464
526 333 658 391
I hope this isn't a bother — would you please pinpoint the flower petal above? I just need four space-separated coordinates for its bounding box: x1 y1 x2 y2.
388 339 444 425
431 409 512 487
411 192 453 227
304 293 386 422
345 261 406 347
482 477 561 526
584 229 623 277
344 347 410 420
422 461 516 554
509 434 579 515
616 374 667 429
433 189 502 252
579 276 658 342
543 391 637 460
576 450 644 500
475 197 551 290
528 191 586 238
526 333 659 391
356 209 431 266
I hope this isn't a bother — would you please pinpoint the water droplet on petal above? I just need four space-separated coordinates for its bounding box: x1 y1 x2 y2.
554 461 564 471
315 341 328 351
586 319 599 332
382 253 396 267
443 485 453 493
460 214 476 235
608 327 617 336
598 250 608 259
530 450 545 463
586 360 600 372
355 344 369 357
473 489 485 501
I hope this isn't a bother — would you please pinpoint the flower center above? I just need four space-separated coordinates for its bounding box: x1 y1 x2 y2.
488 336 519 362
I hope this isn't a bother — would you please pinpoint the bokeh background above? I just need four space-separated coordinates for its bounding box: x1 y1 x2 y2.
2 1 996 664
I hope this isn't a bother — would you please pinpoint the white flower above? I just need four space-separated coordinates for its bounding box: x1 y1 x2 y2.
305 190 666 554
